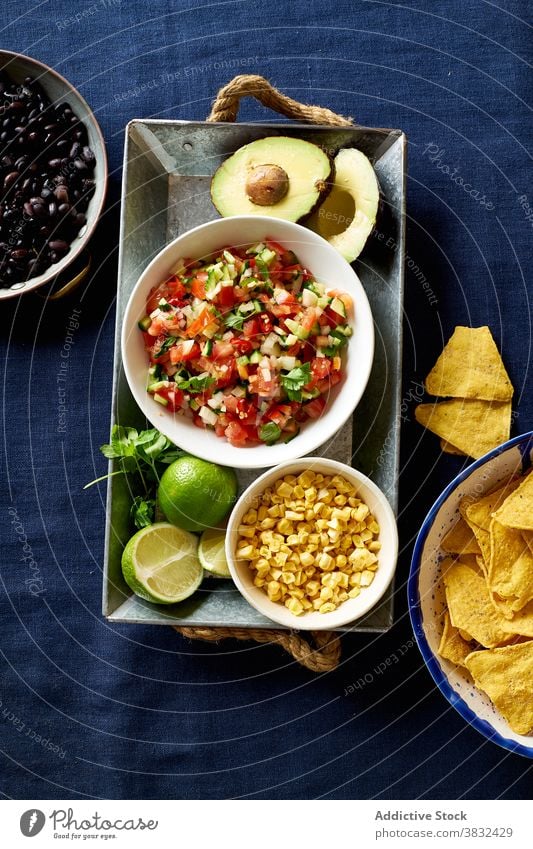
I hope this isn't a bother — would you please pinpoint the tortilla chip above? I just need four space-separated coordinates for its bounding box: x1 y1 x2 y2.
415 399 512 460
465 642 533 735
488 519 533 611
461 478 522 565
442 518 480 555
493 472 533 531
425 326 513 401
522 530 533 555
441 439 466 456
501 600 533 639
438 611 472 666
443 562 511 648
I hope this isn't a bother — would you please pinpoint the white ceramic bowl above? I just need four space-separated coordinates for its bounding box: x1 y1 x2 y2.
0 51 107 299
225 457 398 629
409 431 533 758
121 216 374 469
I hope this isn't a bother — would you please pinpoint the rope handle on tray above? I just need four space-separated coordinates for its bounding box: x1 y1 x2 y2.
173 626 342 673
207 74 353 126
172 76 349 673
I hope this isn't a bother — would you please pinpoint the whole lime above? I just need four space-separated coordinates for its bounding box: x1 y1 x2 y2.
157 455 238 532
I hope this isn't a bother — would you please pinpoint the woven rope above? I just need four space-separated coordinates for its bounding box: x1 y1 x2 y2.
172 75 351 673
207 74 353 126
174 626 341 673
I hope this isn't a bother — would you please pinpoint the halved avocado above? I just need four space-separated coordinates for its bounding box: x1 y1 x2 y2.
210 136 332 222
307 148 380 262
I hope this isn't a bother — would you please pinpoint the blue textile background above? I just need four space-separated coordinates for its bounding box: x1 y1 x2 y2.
1 0 532 799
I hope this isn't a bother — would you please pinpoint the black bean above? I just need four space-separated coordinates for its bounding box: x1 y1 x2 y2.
58 203 70 214
48 201 57 217
3 171 19 188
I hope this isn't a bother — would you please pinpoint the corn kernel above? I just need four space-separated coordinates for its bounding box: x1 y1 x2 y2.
319 602 336 614
299 551 314 568
360 569 375 587
320 586 333 601
276 481 293 498
348 587 361 599
286 598 304 615
297 471 315 487
238 545 255 559
317 552 334 570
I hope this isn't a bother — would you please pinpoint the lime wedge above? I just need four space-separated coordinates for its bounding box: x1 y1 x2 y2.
198 528 231 578
121 522 203 604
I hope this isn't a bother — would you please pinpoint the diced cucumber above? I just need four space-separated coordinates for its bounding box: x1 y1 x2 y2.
138 315 152 331
330 297 347 317
284 318 300 336
302 388 320 400
236 355 249 366
249 350 262 364
153 393 169 407
147 364 162 387
202 339 213 356
259 247 276 265
317 295 330 310
223 250 236 264
148 380 169 394
189 398 201 411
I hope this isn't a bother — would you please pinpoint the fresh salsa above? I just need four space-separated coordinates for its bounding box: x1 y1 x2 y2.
139 240 352 447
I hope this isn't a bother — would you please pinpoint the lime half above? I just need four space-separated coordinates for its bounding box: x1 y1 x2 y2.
198 529 231 578
121 522 203 604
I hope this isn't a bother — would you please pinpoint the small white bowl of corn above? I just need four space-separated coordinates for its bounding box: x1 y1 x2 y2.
225 457 398 629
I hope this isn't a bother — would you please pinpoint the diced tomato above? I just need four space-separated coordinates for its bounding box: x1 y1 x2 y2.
224 396 256 425
142 332 153 349
266 403 292 428
169 341 200 363
266 239 285 256
305 397 326 419
216 286 237 309
249 371 280 398
154 386 184 412
231 338 253 355
186 307 217 338
193 413 206 429
301 307 320 336
225 420 249 447
168 278 186 298
243 317 261 339
324 306 346 328
310 357 331 382
213 340 234 359
191 272 208 299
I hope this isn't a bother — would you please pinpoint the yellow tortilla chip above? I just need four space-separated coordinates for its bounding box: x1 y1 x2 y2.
440 439 466 456
465 642 533 735
425 326 513 401
415 399 512 460
438 611 472 666
493 472 533 531
461 478 522 565
443 562 511 648
501 600 533 639
442 518 480 555
522 530 533 555
488 519 533 611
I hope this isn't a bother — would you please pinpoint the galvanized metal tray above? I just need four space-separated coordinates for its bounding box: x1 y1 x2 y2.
103 119 406 632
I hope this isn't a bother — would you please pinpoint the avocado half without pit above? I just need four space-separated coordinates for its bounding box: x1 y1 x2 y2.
210 136 332 222
307 148 380 263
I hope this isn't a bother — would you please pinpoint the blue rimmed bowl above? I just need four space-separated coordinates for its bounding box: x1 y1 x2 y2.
408 431 533 759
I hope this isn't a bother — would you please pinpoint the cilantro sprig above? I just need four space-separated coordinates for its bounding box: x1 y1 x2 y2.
281 362 311 402
84 425 183 529
175 373 216 393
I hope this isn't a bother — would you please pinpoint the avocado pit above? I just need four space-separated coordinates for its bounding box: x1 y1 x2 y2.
245 164 289 206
